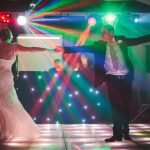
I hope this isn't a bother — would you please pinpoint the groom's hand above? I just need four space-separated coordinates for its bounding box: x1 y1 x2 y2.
55 46 64 53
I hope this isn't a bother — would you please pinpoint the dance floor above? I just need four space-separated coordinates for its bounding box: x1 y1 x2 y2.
1 124 150 150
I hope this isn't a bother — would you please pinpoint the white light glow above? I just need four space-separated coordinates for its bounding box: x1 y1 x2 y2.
82 119 86 123
17 16 27 26
39 98 43 103
95 90 99 94
59 109 62 112
46 118 50 121
89 88 94 92
57 86 62 90
33 117 37 121
23 74 27 79
92 116 96 120
97 102 101 106
31 87 35 92
38 75 42 79
75 91 79 95
84 105 88 109
46 87 50 91
76 74 80 78
18 36 61 40
68 103 72 107
69 94 73 97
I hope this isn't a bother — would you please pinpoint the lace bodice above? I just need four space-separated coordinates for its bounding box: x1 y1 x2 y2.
0 42 16 72
0 57 16 73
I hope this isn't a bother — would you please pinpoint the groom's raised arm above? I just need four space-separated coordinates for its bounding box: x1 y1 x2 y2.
55 41 100 54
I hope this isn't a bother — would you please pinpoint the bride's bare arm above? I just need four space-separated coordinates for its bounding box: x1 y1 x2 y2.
15 44 52 52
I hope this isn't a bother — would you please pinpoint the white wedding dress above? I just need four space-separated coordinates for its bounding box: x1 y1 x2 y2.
0 43 40 143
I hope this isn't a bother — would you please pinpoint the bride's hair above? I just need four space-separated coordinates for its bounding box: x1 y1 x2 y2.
0 28 12 41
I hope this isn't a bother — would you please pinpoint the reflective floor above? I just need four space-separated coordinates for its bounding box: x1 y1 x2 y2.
1 124 150 150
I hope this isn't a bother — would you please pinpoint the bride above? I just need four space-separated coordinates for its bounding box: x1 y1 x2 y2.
0 28 48 143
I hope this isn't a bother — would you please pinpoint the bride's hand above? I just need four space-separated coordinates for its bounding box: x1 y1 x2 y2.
55 46 64 53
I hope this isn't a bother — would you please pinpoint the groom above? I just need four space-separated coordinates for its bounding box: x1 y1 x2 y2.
56 24 150 142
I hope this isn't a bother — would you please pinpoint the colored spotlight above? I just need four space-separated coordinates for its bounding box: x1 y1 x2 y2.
38 75 42 79
134 17 140 23
103 13 117 24
17 16 27 26
133 14 140 23
134 18 139 23
88 17 96 26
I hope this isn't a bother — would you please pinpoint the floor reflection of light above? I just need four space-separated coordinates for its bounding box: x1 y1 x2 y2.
130 129 149 133
67 138 99 142
133 137 150 141
1 124 149 149
41 130 62 133
4 143 29 147
65 133 95 137
142 142 150 144
95 133 112 136
131 132 150 136
34 138 63 141
93 130 111 133
107 142 136 147
131 124 150 127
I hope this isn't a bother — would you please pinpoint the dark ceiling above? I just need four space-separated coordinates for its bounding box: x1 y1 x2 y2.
0 0 32 11
0 0 150 12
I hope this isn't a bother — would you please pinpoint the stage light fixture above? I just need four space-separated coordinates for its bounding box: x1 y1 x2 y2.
103 13 117 24
0 13 11 23
133 14 140 23
134 18 139 23
88 17 96 26
17 15 27 26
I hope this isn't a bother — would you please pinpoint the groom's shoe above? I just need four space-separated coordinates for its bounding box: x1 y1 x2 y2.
124 134 132 140
105 136 122 142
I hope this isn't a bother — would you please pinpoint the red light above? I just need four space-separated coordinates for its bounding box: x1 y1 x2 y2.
6 14 11 18
1 16 5 19
0 13 11 23
2 20 6 23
